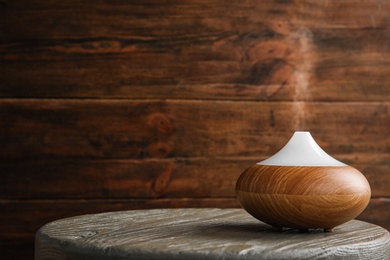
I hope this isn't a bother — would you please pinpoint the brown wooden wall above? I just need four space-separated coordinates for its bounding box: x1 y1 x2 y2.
1 0 390 258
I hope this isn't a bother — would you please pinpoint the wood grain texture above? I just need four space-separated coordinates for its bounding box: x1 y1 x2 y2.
236 165 370 195
1 0 390 258
0 199 240 241
0 1 390 100
2 198 389 259
0 99 389 257
236 165 371 229
1 199 240 258
0 158 245 199
1 155 389 200
35 208 390 260
0 100 389 160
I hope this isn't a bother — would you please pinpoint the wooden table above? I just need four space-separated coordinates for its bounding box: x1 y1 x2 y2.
35 208 390 259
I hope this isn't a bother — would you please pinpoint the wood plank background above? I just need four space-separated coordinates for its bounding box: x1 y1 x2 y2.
1 0 389 258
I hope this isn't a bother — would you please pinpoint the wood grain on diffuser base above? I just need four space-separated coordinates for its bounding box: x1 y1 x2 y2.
236 164 371 230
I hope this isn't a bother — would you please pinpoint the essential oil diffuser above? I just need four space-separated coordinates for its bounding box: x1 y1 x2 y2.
236 131 371 231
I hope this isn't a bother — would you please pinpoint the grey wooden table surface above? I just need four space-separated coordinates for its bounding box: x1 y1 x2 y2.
35 208 390 260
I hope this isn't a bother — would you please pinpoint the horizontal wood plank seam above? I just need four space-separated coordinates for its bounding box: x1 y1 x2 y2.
0 98 390 104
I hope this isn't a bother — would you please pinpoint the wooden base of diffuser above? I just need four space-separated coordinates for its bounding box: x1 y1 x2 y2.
236 164 371 231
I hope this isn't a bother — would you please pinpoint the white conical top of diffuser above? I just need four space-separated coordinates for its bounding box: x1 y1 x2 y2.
258 131 346 166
